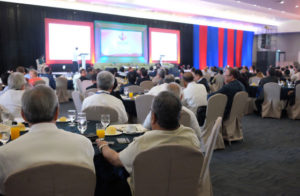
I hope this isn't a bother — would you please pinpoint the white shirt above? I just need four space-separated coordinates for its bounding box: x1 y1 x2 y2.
82 91 128 123
0 89 24 119
0 123 95 194
73 49 79 62
143 106 205 152
182 82 207 114
291 72 300 82
147 83 168 96
119 125 200 174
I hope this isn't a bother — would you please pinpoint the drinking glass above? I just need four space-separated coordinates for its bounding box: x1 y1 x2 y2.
96 123 105 140
68 110 76 127
101 114 110 129
0 128 10 145
1 112 12 126
124 87 129 97
77 112 87 134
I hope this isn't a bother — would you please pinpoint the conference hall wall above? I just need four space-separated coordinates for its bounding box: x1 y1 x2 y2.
0 1 192 74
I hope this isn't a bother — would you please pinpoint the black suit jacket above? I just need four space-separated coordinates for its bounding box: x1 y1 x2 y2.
197 78 210 92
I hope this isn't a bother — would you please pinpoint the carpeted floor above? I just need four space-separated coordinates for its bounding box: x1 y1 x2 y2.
59 101 300 195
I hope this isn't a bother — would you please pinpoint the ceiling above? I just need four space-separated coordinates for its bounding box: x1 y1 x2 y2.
3 0 300 32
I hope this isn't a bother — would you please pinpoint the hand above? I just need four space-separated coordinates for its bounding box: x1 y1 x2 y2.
96 139 108 148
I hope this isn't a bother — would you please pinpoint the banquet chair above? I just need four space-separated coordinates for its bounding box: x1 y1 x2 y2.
287 84 300 119
244 97 256 115
135 94 155 124
80 80 93 94
261 82 283 119
133 145 209 196
55 77 69 103
127 85 144 94
222 91 248 145
72 91 83 112
200 94 227 150
140 81 154 90
82 106 118 122
248 76 261 85
210 74 224 92
40 77 49 86
84 88 97 98
75 78 83 93
4 163 96 196
33 80 46 86
198 117 222 195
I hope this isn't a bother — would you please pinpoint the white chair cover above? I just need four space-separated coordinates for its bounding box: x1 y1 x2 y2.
222 91 248 144
75 79 83 93
84 88 97 98
33 80 46 86
82 106 118 122
4 163 96 196
287 84 300 119
211 74 224 92
40 77 49 86
244 97 255 115
133 145 211 196
140 81 154 90
80 80 93 94
55 77 69 103
72 91 83 112
179 110 191 127
135 94 155 124
199 117 222 195
201 94 227 150
261 83 282 119
127 85 144 94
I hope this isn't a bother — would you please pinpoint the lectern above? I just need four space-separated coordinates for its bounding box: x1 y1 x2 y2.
79 53 89 70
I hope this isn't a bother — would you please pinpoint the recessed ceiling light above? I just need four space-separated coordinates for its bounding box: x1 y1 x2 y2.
253 4 257 6
296 5 299 8
280 1 284 4
236 0 240 3
268 8 272 10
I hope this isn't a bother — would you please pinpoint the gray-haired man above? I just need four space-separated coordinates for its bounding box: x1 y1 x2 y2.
0 85 95 194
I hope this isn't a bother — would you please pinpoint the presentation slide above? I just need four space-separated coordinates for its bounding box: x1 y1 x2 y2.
100 29 142 57
149 28 180 64
45 18 94 64
95 21 148 63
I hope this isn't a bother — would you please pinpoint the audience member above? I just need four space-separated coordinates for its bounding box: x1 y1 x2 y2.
147 75 175 96
182 72 207 114
194 69 210 92
0 72 10 96
86 73 97 90
136 68 150 85
79 69 89 81
0 85 95 194
96 91 201 188
152 69 165 85
0 72 26 119
259 67 278 87
28 69 42 86
40 67 56 89
208 68 245 119
119 71 137 94
82 71 128 123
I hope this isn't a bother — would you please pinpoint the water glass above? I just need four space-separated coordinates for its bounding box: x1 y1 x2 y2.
1 112 12 126
68 110 76 127
124 87 129 97
77 112 87 134
101 114 110 129
0 128 10 145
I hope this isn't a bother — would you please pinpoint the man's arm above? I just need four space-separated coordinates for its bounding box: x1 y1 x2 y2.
96 140 123 167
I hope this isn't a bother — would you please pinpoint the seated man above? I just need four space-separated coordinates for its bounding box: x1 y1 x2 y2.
143 83 204 152
194 69 210 92
82 71 128 123
0 72 26 119
96 91 201 187
182 72 207 114
208 68 245 119
147 75 175 96
119 71 137 95
40 67 56 89
79 68 89 81
136 68 150 85
0 85 95 194
86 73 97 90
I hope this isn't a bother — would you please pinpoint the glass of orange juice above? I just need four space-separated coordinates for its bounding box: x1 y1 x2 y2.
96 123 105 140
129 92 134 99
10 125 21 140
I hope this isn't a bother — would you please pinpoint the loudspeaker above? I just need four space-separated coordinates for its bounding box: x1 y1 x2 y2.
260 34 271 49
256 51 276 74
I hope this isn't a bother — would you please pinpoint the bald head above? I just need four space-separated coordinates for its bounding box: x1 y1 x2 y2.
166 82 182 99
183 72 194 83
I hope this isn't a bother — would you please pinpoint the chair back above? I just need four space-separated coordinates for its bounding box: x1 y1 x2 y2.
133 145 204 196
75 78 82 92
199 117 222 184
33 80 46 86
135 94 155 124
55 77 69 103
223 91 248 143
287 84 300 119
84 88 97 98
263 82 280 102
201 94 227 150
140 81 154 90
82 106 118 122
4 163 96 196
127 85 144 94
40 77 49 86
80 80 93 94
72 91 83 112
211 74 224 92
179 109 191 127
295 84 300 100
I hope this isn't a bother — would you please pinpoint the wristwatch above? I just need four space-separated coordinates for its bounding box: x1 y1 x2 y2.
99 143 108 154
